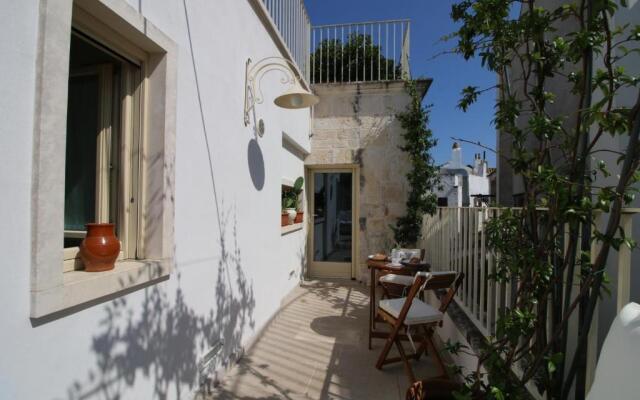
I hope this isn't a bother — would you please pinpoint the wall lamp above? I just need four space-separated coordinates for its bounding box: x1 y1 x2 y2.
244 56 319 131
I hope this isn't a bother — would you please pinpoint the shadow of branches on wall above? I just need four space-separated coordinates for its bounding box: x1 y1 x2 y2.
61 2 259 398
63 209 255 400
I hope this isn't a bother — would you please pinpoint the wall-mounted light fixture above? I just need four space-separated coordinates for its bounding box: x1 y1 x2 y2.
244 57 319 131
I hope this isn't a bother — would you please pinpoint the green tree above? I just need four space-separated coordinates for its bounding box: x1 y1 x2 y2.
449 0 640 398
311 33 402 83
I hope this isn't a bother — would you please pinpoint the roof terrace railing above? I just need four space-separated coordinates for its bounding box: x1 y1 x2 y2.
262 0 311 82
310 20 411 84
258 4 411 86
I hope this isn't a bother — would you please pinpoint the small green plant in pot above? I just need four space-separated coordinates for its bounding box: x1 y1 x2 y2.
283 177 304 224
293 176 305 223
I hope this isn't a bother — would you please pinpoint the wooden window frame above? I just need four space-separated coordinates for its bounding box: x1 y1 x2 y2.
62 28 145 272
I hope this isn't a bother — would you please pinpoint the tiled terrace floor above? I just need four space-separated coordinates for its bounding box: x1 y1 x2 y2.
212 281 440 400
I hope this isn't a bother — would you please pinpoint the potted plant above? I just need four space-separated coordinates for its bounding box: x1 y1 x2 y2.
292 177 304 223
282 191 297 225
294 209 304 224
282 177 304 225
281 187 294 226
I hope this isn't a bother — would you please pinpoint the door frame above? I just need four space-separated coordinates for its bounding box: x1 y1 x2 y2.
306 164 360 279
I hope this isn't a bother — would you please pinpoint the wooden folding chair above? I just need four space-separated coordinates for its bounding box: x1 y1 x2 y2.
379 270 455 301
379 273 416 299
375 272 464 384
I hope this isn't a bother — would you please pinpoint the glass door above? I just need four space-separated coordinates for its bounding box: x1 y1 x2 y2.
309 170 354 278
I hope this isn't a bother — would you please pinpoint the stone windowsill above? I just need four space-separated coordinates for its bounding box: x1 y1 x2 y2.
31 259 171 319
281 223 303 235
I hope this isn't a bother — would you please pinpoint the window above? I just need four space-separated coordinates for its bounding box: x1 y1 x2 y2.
63 31 143 271
30 0 177 319
438 197 448 207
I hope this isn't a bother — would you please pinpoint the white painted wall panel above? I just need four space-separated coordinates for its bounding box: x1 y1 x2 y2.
0 0 310 398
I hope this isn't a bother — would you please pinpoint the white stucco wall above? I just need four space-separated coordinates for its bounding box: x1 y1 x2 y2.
0 1 310 398
435 173 462 207
468 175 490 200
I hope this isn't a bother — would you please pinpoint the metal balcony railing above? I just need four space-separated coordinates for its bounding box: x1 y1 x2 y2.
262 0 311 82
310 20 411 84
259 3 411 86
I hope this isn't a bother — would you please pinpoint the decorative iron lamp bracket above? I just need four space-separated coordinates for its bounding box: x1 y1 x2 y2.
243 56 318 129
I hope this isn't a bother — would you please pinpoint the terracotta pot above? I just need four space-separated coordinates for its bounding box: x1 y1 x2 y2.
281 213 290 226
79 223 120 272
294 211 304 224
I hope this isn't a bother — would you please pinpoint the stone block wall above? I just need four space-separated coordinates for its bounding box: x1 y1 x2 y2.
307 80 431 280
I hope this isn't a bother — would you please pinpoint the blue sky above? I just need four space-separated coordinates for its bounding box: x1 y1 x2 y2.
304 0 497 168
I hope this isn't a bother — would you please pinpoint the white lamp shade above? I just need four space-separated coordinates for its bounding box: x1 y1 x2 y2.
274 80 319 109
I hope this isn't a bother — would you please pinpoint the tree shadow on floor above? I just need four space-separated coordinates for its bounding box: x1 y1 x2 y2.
208 359 295 400
209 282 401 400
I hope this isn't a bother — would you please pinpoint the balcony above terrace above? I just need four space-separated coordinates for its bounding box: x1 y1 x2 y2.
310 20 411 84
259 1 411 85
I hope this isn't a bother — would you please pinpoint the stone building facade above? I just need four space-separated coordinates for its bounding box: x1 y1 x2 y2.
307 80 431 280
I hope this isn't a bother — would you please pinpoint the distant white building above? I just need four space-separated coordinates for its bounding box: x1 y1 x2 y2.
434 142 490 207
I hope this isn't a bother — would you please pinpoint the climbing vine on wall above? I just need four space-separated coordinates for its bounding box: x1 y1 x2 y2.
392 80 439 246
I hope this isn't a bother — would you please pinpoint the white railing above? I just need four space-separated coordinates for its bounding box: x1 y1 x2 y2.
262 0 311 82
422 207 496 337
421 207 640 396
310 20 410 84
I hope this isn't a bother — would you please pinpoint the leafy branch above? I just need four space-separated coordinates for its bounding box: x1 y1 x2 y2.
448 0 640 398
